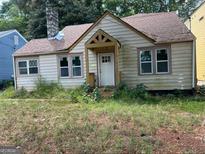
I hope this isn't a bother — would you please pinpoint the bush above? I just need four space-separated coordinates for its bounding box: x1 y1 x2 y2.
198 85 205 96
129 84 148 99
92 87 101 102
14 87 29 99
32 78 65 98
0 86 15 98
113 83 149 100
82 82 93 94
0 80 14 90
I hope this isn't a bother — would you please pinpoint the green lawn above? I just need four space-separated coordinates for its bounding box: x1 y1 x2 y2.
0 98 205 153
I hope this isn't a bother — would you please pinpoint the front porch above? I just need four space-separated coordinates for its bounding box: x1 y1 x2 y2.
85 29 121 87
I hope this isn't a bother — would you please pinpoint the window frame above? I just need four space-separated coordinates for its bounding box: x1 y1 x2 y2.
138 46 171 75
18 59 39 76
71 55 83 78
155 48 169 74
18 60 28 75
58 54 83 79
59 56 70 78
139 50 153 75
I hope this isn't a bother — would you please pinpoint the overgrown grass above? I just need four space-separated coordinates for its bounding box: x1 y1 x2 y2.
0 81 205 153
0 98 204 153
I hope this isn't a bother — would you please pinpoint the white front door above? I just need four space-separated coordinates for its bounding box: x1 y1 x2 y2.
99 53 115 86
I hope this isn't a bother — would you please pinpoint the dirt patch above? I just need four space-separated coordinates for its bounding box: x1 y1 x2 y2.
154 127 205 153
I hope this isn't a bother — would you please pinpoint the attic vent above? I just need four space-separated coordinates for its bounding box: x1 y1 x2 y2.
14 35 19 46
199 16 204 21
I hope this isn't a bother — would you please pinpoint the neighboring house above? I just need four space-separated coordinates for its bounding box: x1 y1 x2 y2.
0 30 27 80
13 11 195 91
185 1 205 85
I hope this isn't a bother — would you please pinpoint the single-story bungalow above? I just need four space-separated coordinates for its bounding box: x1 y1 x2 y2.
13 11 196 91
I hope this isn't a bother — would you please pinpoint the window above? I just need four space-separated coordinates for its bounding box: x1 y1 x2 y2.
60 57 69 77
138 47 170 75
156 49 169 73
29 60 38 74
102 56 111 63
18 61 27 75
59 55 82 78
140 50 152 74
72 56 82 77
18 59 38 75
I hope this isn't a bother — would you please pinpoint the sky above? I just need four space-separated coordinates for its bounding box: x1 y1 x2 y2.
0 0 8 6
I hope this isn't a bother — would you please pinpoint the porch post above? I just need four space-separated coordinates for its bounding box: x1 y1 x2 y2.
115 44 120 85
85 47 89 83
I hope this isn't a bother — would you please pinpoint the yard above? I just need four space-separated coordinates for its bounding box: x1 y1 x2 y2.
0 90 205 153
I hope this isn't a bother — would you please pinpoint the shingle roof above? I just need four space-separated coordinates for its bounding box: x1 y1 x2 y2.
14 12 194 56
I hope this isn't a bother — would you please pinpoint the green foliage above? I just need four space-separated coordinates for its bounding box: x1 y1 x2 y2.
0 86 15 98
0 1 28 38
113 83 148 100
0 0 199 40
0 98 204 153
198 85 205 96
92 87 101 102
82 82 93 94
14 87 29 98
31 78 64 98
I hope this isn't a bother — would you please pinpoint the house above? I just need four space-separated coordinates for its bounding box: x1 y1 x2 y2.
185 1 205 85
13 10 195 91
0 30 27 81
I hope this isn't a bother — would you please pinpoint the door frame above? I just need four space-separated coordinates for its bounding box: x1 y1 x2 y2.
97 52 115 87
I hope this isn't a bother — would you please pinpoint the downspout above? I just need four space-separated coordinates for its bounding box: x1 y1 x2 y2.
192 39 196 89
12 55 17 90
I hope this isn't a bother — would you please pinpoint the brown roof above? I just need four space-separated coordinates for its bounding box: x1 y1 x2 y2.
14 12 194 56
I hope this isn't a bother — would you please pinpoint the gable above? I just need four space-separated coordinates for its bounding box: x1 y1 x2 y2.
70 13 154 53
0 30 27 43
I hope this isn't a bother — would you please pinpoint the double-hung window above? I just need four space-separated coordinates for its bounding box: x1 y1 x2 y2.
59 55 82 78
18 61 27 75
18 59 38 75
72 56 82 77
139 47 170 75
156 49 169 74
60 57 69 77
140 50 153 74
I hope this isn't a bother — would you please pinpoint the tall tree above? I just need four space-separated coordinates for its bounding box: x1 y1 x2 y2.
13 0 103 39
0 1 27 37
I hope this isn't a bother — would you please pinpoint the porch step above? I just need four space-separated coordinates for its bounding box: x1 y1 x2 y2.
99 87 114 98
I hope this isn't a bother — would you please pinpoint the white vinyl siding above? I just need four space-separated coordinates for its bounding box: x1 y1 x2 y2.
39 55 58 82
15 14 193 91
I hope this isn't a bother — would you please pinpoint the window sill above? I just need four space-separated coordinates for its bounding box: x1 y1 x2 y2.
59 76 84 79
17 74 39 77
139 73 171 76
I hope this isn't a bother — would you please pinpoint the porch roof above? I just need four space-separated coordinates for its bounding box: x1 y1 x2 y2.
14 11 194 57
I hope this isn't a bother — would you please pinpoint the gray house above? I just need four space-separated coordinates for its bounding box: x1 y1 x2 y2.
13 11 195 91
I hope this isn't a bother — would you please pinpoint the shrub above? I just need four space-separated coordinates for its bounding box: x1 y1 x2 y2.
198 85 205 96
32 78 64 98
113 83 149 100
129 84 148 99
112 82 129 99
0 80 14 90
82 82 93 94
92 87 101 102
0 86 15 98
14 87 29 98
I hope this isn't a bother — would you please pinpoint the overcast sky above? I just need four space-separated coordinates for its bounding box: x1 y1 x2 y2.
0 0 8 6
